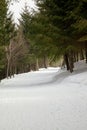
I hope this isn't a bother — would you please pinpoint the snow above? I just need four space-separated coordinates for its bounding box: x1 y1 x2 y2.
0 60 87 130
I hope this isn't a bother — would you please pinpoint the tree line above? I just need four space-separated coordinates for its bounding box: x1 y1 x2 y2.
0 0 87 80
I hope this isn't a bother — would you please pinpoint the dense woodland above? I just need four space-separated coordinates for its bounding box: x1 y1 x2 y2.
0 0 87 80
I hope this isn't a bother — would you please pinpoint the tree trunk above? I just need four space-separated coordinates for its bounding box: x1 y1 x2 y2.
85 44 87 63
9 63 12 78
73 52 77 62
36 58 39 71
7 58 10 78
76 52 79 62
68 51 74 73
80 49 84 60
28 64 31 72
43 55 48 68
14 65 17 74
64 53 70 70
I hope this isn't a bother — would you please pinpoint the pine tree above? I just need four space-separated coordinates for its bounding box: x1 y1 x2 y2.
0 0 8 80
14 0 87 74
20 4 61 69
36 0 87 72
0 0 16 79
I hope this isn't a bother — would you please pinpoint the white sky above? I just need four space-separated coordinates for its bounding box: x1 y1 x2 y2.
9 0 36 24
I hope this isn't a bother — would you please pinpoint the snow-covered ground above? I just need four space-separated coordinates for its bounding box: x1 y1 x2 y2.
0 60 87 130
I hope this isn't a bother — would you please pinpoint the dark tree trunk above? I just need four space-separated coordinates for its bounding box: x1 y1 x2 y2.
73 52 76 62
64 53 70 70
80 49 84 60
76 52 79 62
68 51 74 73
43 55 48 68
85 44 87 63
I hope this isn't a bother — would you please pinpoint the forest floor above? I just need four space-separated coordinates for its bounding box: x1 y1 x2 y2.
0 60 87 130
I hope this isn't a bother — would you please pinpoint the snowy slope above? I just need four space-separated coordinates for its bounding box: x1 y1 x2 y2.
0 61 87 130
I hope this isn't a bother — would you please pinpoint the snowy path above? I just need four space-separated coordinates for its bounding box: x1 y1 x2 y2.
0 61 87 130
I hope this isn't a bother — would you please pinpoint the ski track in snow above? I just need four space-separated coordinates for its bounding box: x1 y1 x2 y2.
0 61 87 130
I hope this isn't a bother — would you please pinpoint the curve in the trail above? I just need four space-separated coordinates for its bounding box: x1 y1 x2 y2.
1 61 87 88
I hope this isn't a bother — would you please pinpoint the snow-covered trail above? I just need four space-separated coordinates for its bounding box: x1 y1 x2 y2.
0 61 87 130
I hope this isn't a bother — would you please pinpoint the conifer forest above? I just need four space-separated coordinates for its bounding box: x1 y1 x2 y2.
0 0 87 80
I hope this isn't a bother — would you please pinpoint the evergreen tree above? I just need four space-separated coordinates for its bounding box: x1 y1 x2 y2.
35 0 87 72
20 4 61 69
0 0 16 79
0 0 8 80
